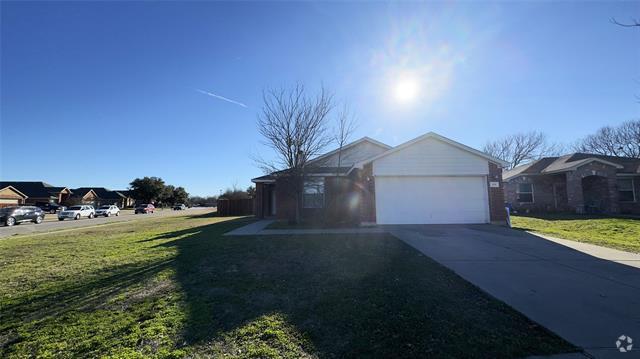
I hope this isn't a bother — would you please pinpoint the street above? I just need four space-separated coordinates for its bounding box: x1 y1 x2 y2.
0 207 215 239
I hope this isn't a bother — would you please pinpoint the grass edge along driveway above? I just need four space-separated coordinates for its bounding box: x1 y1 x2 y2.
0 212 576 358
511 214 640 253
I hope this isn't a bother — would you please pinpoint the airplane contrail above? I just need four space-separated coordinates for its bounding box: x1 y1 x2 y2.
196 89 248 108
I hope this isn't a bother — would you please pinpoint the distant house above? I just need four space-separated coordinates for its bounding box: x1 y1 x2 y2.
503 153 640 214
69 188 100 205
114 190 136 208
0 181 71 205
70 187 135 208
253 132 508 225
0 185 28 208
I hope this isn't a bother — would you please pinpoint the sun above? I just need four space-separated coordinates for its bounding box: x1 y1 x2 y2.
393 77 420 104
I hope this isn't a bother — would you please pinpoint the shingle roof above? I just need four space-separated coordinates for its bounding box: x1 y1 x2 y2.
251 166 352 182
0 181 57 198
115 190 133 197
70 188 95 197
503 153 640 180
71 187 125 200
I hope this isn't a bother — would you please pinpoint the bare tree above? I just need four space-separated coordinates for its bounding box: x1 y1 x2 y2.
610 17 640 102
573 119 640 158
255 85 335 223
610 17 640 28
483 131 564 170
322 106 358 223
333 106 357 173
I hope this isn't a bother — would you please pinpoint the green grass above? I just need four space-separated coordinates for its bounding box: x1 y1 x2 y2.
0 211 575 358
512 214 640 253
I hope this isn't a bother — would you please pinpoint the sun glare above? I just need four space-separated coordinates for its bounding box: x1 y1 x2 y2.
393 77 419 104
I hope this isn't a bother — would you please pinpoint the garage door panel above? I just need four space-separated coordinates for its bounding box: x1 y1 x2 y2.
375 176 488 224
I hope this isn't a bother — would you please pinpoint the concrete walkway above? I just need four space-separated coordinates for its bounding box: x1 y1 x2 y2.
224 219 386 236
224 219 275 236
387 224 640 359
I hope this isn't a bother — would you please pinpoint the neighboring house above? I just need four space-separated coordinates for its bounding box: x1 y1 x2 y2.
76 187 132 208
252 132 508 225
69 188 100 206
114 190 136 208
0 181 71 205
0 185 28 208
503 153 640 214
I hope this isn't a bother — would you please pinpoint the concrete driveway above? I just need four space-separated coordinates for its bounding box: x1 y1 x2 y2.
388 225 640 359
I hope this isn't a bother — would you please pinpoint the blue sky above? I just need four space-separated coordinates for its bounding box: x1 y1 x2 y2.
1 1 638 196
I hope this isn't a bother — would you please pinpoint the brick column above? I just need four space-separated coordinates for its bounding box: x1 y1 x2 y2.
606 177 620 214
255 183 264 218
487 162 506 223
565 171 584 213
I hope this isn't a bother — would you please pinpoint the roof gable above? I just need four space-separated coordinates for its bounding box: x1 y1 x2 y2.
72 187 124 199
355 132 508 169
0 185 28 199
307 137 391 168
0 181 56 198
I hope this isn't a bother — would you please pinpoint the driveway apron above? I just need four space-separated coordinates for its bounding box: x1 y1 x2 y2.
388 224 640 359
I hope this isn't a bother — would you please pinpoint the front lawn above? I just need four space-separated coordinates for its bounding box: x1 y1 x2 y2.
0 211 575 358
511 214 640 253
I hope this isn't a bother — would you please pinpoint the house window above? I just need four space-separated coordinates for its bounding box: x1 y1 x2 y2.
303 178 324 208
617 179 635 202
517 183 534 203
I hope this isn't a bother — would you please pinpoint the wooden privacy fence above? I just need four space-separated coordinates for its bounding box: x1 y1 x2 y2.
217 198 254 216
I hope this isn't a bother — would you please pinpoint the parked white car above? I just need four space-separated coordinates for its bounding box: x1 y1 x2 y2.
58 205 95 221
95 205 120 217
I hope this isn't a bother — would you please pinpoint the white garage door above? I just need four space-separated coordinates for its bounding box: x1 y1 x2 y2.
375 176 489 224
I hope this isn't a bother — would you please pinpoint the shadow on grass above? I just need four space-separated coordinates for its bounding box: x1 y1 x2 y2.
1 218 575 358
136 217 251 243
154 222 574 357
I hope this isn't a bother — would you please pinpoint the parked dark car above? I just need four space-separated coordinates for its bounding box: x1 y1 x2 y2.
135 204 155 214
0 206 45 226
173 204 186 210
36 202 66 214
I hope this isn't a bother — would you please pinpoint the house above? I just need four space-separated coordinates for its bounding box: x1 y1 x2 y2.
68 188 100 205
0 185 28 208
68 188 135 208
81 187 132 208
0 181 71 205
503 153 640 214
252 132 508 225
114 190 136 208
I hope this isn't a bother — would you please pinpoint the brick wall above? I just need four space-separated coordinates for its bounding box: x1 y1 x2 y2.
254 183 264 218
358 164 376 223
566 162 619 214
487 162 506 222
505 174 568 213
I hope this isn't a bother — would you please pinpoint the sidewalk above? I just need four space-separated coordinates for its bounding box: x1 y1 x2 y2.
224 220 386 236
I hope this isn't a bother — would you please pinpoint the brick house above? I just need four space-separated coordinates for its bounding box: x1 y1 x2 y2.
0 185 28 208
503 153 640 214
68 188 100 205
252 132 508 225
0 181 71 206
72 187 133 208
